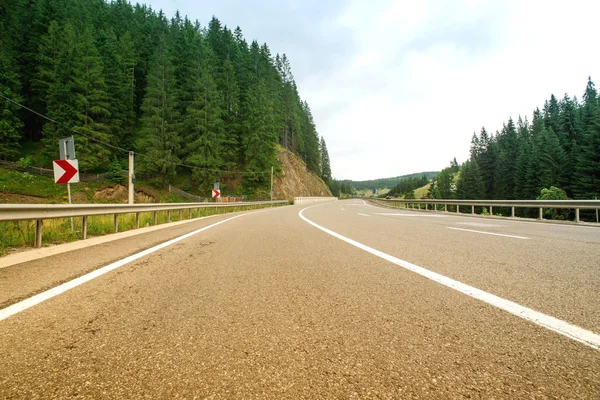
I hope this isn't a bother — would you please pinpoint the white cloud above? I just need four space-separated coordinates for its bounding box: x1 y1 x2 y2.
303 0 600 180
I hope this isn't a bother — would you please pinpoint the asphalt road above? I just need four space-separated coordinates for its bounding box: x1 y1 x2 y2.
1 200 599 399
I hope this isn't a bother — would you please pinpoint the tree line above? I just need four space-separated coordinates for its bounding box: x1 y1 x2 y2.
427 78 600 202
0 0 331 190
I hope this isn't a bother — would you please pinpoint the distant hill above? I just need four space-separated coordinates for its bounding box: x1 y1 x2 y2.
345 172 438 191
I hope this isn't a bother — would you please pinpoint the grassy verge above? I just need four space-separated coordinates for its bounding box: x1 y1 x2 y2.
0 203 286 256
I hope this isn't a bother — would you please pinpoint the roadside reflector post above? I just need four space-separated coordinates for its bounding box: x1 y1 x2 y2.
35 219 43 248
511 207 515 218
135 213 140 229
472 205 475 215
114 214 118 232
490 206 493 216
82 216 87 239
153 211 158 225
539 207 543 220
575 208 580 223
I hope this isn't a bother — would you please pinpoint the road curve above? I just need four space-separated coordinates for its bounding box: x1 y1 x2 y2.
1 200 599 399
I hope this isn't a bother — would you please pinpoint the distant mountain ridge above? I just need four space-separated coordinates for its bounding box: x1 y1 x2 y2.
345 172 438 190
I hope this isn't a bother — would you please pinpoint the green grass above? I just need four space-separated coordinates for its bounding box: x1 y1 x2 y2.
413 183 431 199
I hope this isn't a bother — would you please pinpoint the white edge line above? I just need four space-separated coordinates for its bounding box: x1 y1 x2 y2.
358 213 370 217
448 227 530 240
299 205 600 351
0 213 247 322
374 213 447 217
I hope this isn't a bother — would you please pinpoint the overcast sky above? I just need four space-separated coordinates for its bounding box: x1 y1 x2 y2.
145 0 600 180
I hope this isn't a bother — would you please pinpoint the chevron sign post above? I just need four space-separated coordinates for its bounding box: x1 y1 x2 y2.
53 159 80 184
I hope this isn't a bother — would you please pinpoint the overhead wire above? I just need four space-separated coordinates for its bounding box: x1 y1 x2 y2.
0 92 270 176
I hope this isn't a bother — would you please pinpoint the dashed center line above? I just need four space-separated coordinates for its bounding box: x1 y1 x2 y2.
448 227 530 240
375 213 446 217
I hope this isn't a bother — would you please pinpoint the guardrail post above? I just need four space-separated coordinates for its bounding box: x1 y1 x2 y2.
82 216 87 239
575 208 580 223
153 211 158 225
167 210 171 222
490 206 493 216
114 214 118 232
539 207 543 220
444 204 447 212
35 219 43 248
471 205 475 215
511 207 515 218
456 205 460 214
179 210 183 221
136 213 140 229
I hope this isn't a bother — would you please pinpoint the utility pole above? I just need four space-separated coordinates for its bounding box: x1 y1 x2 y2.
270 166 274 201
128 152 134 204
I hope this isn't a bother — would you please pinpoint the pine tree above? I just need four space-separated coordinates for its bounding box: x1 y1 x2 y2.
137 37 180 181
241 78 277 187
538 127 566 189
456 161 484 199
38 22 80 161
184 31 225 190
573 77 600 198
320 136 332 184
0 0 24 159
71 27 111 171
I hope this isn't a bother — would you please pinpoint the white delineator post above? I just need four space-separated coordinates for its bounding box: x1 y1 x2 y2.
129 151 134 204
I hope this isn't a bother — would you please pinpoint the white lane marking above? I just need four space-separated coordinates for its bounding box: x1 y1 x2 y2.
341 207 345 211
375 213 447 217
448 227 529 240
299 206 600 351
358 213 370 217
456 222 504 227
0 214 246 322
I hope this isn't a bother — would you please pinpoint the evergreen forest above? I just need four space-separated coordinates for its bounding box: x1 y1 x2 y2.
0 0 332 192
428 78 600 203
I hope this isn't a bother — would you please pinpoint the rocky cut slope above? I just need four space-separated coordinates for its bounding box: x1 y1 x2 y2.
273 147 332 201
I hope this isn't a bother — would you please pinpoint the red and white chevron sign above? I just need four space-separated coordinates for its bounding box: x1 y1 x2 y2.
53 159 80 184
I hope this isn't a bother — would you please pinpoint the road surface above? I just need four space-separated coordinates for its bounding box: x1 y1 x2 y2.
1 200 599 399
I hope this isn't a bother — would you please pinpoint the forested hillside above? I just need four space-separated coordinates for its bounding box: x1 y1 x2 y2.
0 0 331 191
348 172 438 191
426 78 600 202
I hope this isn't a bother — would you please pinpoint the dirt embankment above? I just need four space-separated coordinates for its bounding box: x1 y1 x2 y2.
93 185 157 203
273 148 332 201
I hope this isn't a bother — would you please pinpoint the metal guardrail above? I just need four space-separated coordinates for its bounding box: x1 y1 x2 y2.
368 198 600 223
0 200 288 248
